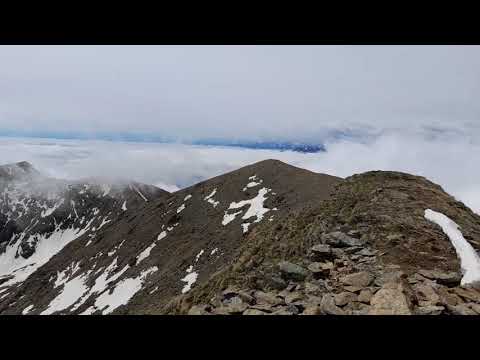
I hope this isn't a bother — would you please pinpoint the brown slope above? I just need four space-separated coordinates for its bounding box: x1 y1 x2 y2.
1 159 341 314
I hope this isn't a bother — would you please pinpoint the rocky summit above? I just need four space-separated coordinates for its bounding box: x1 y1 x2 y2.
0 160 479 315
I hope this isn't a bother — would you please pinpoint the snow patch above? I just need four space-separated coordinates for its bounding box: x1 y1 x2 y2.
181 271 198 294
204 188 220 208
122 201 127 211
177 204 186 213
425 209 480 287
22 304 34 315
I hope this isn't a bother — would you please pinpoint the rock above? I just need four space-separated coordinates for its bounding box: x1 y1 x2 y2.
307 262 333 279
356 248 378 257
334 292 358 307
254 291 284 306
304 282 323 296
278 261 308 282
413 283 441 306
344 285 364 293
249 304 273 313
243 309 267 315
310 244 335 261
374 271 406 287
340 271 373 287
470 303 480 314
415 305 445 315
188 305 211 315
320 294 347 315
285 292 304 304
301 305 322 315
418 269 461 287
321 231 366 248
446 304 477 315
265 275 288 290
358 289 373 304
436 287 462 306
368 280 414 315
452 287 480 303
213 302 249 315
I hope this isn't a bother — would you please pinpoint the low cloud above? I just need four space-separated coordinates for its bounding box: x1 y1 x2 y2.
0 133 479 214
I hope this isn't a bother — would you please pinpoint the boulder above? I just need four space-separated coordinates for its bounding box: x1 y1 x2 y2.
446 304 477 315
358 288 373 304
413 283 441 306
415 305 445 315
321 231 366 248
310 244 335 261
254 291 284 306
320 294 347 315
278 261 308 282
368 280 414 315
188 305 211 315
452 287 480 303
334 292 358 307
340 271 374 288
417 269 461 287
243 309 268 315
308 262 333 279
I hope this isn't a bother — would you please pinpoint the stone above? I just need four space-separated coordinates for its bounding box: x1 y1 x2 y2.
374 271 406 287
307 262 332 279
321 231 366 248
344 285 364 293
436 287 462 306
356 248 379 257
278 261 308 282
301 305 322 315
340 271 374 287
214 302 249 315
249 304 273 313
304 282 323 295
243 309 267 315
358 288 373 304
415 305 445 315
188 305 211 315
446 304 477 315
265 275 288 290
453 287 480 303
368 280 414 315
320 294 347 315
334 292 358 307
310 244 335 262
285 292 304 304
418 269 461 287
254 291 284 306
470 303 480 314
413 283 441 306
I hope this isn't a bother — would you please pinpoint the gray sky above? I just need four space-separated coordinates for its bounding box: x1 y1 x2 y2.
1 46 479 214
1 45 480 141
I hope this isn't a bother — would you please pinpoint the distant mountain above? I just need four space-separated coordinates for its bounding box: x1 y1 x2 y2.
192 140 326 153
1 160 479 315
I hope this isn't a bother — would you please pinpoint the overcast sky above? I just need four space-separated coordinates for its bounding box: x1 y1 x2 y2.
0 45 479 213
1 45 480 141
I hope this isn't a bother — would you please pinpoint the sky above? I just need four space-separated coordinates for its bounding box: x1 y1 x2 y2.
0 45 479 212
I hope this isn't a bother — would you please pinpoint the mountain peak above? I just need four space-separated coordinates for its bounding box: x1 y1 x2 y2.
0 161 41 181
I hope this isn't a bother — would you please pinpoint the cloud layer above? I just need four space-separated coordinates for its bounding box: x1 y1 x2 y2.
0 134 479 214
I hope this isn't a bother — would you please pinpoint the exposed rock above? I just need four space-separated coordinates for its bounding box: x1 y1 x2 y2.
374 271 406 287
188 305 211 315
358 288 373 304
356 248 378 257
452 287 480 303
285 292 304 305
321 231 366 248
254 291 284 306
413 283 441 306
320 294 347 315
334 292 358 307
310 244 335 261
415 305 445 315
278 261 308 282
368 280 414 315
243 309 267 315
447 304 477 315
343 285 364 293
418 269 462 287
340 271 373 288
301 305 322 315
265 275 288 290
470 303 480 314
308 262 333 279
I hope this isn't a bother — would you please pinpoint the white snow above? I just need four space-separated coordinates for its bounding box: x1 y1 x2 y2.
131 185 148 202
204 188 220 208
101 184 111 197
98 217 111 230
241 223 250 233
195 249 204 263
222 187 272 230
177 204 186 213
425 209 480 287
210 248 218 255
41 273 90 315
22 304 34 315
181 271 198 294
82 266 158 315
41 199 64 218
242 176 263 191
122 201 127 211
222 210 242 225
157 231 167 241
136 243 156 265
184 195 192 201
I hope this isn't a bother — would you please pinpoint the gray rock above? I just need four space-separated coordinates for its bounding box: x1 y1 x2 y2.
343 285 364 293
278 261 308 282
320 294 347 315
307 262 333 279
310 244 335 261
301 305 322 315
340 271 374 287
188 305 211 315
415 305 445 315
334 292 358 307
446 304 477 315
470 303 480 314
413 283 441 306
358 288 373 304
243 309 268 315
356 248 379 257
254 291 284 306
368 280 413 315
417 269 461 287
265 275 288 290
321 231 366 248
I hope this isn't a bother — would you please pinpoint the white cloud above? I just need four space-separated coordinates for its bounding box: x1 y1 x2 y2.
0 134 479 214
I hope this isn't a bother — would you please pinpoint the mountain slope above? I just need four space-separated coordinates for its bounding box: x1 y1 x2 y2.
0 162 169 307
1 160 480 315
